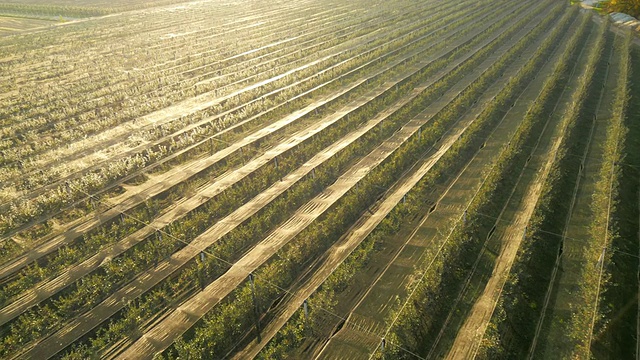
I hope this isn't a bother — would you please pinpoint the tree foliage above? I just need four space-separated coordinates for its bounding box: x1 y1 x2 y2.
604 0 640 18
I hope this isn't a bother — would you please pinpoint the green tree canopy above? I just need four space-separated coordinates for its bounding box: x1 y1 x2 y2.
605 0 640 18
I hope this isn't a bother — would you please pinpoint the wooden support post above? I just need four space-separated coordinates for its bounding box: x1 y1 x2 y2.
249 274 262 342
303 299 309 320
152 231 160 266
303 299 310 334
198 252 206 290
558 240 564 258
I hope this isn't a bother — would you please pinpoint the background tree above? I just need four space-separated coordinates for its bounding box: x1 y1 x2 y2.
604 0 640 18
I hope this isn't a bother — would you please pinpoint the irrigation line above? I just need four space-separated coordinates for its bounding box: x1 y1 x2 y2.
467 211 634 259
607 248 639 260
516 142 640 171
390 205 640 273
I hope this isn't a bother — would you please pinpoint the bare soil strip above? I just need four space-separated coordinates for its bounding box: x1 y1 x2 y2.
533 31 617 360
311 5 566 359
0 2 478 277
446 22 612 360
15 10 511 355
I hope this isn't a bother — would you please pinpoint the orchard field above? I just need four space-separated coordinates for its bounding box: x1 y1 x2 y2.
0 0 638 359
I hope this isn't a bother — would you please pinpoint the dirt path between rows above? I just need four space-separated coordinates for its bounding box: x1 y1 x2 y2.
445 23 603 360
